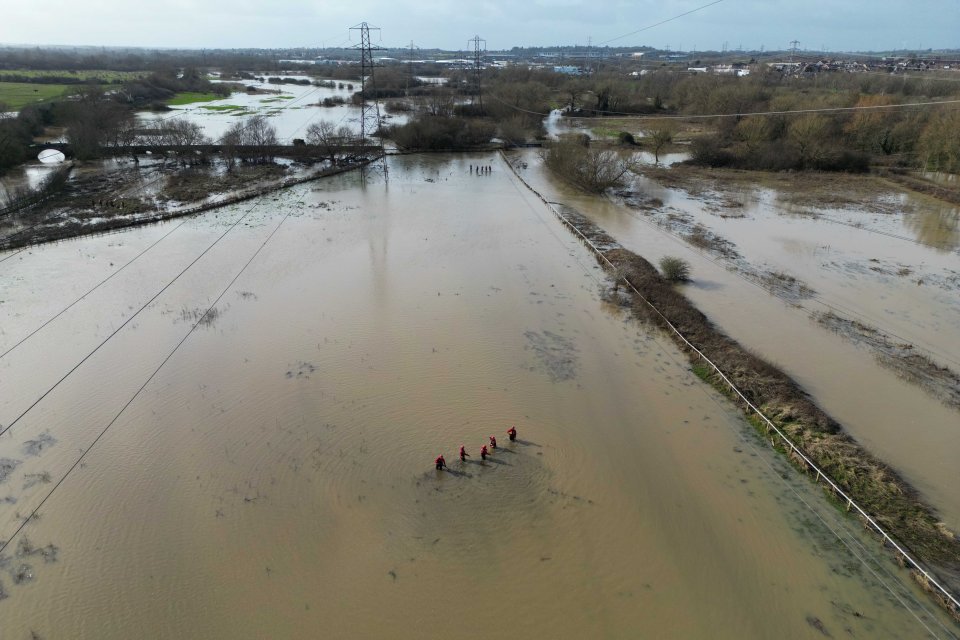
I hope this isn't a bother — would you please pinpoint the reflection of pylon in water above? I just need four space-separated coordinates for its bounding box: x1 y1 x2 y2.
351 22 387 180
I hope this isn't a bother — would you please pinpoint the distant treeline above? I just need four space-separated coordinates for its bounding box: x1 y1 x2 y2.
382 64 960 173
0 74 129 85
115 68 231 108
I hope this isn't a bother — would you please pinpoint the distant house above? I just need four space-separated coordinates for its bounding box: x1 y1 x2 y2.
714 64 750 76
554 65 583 75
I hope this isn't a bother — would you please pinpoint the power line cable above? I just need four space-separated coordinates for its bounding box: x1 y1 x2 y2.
0 247 27 264
0 219 190 361
597 0 727 46
488 92 960 120
0 194 266 441
0 190 297 558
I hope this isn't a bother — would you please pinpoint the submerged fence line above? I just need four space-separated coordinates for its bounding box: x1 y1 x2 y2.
499 151 960 616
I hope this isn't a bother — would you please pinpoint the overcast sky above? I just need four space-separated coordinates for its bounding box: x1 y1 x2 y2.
1 0 957 52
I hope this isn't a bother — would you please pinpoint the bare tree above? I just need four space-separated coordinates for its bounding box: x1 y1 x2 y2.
242 115 278 163
787 115 831 168
245 115 277 146
306 121 355 165
165 120 209 147
63 86 129 160
541 140 635 193
645 124 676 164
222 121 244 170
563 78 588 113
418 88 455 117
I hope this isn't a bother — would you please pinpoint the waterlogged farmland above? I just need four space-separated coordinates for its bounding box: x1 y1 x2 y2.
515 149 960 534
137 76 409 142
0 155 956 638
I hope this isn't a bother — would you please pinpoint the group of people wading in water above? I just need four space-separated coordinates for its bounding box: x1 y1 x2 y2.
435 426 517 471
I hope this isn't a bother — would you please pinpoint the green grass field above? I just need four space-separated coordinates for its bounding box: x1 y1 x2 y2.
167 92 223 106
0 82 71 110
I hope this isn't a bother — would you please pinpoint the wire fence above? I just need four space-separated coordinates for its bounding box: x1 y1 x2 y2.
500 149 960 619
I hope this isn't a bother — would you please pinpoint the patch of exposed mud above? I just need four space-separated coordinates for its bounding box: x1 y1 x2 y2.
523 330 578 382
684 221 739 259
614 189 663 211
884 169 960 208
817 312 960 410
159 163 289 203
827 260 960 297
617 189 824 303
775 188 907 217
0 157 373 252
639 164 910 216
865 258 915 278
751 270 817 302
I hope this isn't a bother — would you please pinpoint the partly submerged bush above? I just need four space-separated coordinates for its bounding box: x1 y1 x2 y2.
659 256 691 282
386 116 495 150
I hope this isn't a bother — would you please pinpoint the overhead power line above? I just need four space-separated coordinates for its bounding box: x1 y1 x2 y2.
488 93 960 121
0 193 298 559
598 0 726 46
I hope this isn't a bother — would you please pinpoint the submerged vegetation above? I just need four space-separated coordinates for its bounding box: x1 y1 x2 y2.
658 256 691 282
504 160 960 617
540 139 634 193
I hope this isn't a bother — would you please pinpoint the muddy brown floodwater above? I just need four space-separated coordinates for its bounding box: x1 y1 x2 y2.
0 155 957 638
514 151 960 534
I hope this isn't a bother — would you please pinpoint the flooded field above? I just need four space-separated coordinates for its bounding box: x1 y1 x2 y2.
137 76 408 143
514 150 960 532
0 155 956 638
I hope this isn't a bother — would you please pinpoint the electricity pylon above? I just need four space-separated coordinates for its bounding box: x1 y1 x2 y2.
351 22 387 178
468 35 486 114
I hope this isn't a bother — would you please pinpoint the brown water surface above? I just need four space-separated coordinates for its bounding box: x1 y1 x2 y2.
514 151 960 532
0 155 955 638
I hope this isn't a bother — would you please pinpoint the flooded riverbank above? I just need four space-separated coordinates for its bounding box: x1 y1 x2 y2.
512 150 960 534
0 155 956 637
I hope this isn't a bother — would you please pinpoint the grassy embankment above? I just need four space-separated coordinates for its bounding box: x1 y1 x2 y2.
0 83 70 110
